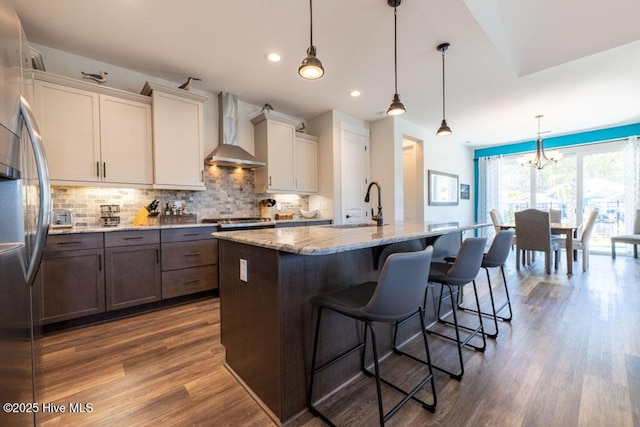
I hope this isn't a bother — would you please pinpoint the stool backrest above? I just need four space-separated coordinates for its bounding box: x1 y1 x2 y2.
483 229 515 268
364 246 433 321
634 209 640 234
444 237 487 285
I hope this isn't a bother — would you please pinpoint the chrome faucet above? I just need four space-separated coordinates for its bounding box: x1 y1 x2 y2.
364 181 384 226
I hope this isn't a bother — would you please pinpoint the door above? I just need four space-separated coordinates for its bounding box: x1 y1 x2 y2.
403 141 417 222
340 122 369 224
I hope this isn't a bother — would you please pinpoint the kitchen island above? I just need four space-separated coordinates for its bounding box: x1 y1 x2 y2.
213 221 489 424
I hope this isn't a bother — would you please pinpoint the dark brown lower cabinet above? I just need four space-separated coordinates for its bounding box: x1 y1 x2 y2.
35 234 105 324
104 230 161 311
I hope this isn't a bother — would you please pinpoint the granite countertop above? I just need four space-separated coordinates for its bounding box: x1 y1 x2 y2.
47 217 332 235
48 222 217 235
212 221 491 255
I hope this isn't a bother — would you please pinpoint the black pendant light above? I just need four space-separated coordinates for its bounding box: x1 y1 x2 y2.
299 0 324 79
386 0 406 116
436 42 452 136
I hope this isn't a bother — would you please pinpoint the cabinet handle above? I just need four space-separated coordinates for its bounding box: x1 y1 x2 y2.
56 241 83 245
123 236 144 240
103 162 106 178
184 253 201 257
98 254 102 271
96 161 100 177
182 233 199 237
156 249 159 264
201 170 204 182
183 280 200 285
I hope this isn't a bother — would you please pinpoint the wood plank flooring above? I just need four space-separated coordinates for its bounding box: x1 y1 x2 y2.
36 252 640 426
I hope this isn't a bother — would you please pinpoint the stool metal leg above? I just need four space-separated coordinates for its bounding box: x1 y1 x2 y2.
426 281 487 380
310 306 437 426
457 265 513 338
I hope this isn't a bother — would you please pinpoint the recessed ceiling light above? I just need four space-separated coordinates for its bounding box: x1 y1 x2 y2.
349 90 361 97
266 52 281 62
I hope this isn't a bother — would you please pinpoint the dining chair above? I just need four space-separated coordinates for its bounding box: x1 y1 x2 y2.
611 208 640 259
490 209 516 245
514 208 560 274
549 208 561 223
556 208 598 271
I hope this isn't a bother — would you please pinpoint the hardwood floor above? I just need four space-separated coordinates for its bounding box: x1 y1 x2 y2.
36 252 640 426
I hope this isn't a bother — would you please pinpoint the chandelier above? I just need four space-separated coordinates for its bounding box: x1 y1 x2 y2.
517 115 562 169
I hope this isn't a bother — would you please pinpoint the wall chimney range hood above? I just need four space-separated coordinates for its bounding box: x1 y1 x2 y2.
205 92 266 168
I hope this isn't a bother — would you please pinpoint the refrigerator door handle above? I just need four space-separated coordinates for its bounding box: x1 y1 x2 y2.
19 95 51 287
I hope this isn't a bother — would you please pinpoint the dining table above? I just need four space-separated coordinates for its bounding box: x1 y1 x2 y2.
499 222 578 275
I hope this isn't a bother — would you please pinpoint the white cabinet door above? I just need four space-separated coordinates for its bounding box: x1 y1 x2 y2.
295 134 317 193
34 80 100 183
150 89 205 190
266 120 295 191
100 95 153 185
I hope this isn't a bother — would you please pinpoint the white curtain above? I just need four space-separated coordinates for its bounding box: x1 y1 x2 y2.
477 155 502 237
623 136 640 233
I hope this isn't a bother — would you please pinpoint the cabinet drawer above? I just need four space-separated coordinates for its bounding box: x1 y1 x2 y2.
104 229 160 247
45 233 103 252
161 226 217 243
162 265 218 299
161 239 218 271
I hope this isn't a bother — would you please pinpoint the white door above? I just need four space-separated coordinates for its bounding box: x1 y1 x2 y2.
340 122 369 224
403 142 417 222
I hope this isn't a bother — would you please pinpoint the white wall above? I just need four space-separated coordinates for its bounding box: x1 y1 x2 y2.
307 110 370 221
370 116 475 224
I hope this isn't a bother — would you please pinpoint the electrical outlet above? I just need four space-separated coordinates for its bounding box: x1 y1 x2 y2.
240 259 248 282
276 202 282 211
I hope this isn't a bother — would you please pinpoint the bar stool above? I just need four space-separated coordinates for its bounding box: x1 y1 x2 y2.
308 246 437 426
457 229 515 338
425 237 487 380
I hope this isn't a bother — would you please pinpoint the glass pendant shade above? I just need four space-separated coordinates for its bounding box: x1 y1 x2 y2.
298 46 324 79
387 93 406 116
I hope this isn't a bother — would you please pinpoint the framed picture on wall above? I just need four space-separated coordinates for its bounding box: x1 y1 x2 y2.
428 170 459 206
460 183 470 200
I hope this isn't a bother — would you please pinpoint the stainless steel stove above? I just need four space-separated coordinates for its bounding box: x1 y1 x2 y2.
202 217 276 230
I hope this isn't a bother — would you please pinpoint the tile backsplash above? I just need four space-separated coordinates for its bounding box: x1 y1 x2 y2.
52 166 310 227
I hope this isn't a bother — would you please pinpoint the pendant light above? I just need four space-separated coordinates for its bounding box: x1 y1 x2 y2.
436 42 452 135
516 115 563 169
386 0 406 116
298 0 324 79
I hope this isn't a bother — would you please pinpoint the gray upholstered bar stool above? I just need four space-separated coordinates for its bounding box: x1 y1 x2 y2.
424 237 487 380
308 246 437 426
457 229 515 338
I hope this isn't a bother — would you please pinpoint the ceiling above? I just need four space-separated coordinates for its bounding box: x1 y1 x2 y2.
12 0 640 148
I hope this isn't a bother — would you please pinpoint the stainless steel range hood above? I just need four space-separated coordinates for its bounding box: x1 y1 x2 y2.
204 92 266 168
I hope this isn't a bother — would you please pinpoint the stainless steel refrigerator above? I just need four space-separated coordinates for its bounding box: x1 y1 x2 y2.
0 0 51 425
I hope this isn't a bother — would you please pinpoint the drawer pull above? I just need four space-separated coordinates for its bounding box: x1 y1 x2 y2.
183 280 200 285
56 241 83 245
182 233 200 237
123 236 144 240
184 253 201 257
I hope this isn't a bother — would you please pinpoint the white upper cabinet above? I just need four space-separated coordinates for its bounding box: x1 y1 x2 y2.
142 82 206 191
32 72 152 186
294 133 318 193
252 112 318 194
